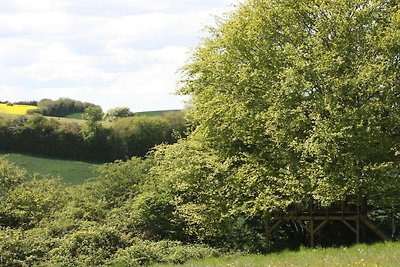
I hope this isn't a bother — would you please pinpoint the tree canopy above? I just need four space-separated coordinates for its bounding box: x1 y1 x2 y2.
180 0 400 212
104 107 135 122
32 98 97 117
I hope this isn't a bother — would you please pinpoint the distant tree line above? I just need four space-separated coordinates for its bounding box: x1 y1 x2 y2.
0 110 187 162
13 100 38 106
28 98 99 117
0 100 38 106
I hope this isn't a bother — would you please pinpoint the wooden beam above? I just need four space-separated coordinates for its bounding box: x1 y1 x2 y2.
272 215 358 221
360 216 391 241
265 220 283 253
296 219 311 234
340 219 357 234
313 220 329 234
269 220 282 234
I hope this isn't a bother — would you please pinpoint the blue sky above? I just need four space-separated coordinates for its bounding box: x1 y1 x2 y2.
0 0 239 112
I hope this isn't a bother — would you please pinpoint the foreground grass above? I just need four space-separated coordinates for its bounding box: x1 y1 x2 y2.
154 242 400 267
0 152 99 185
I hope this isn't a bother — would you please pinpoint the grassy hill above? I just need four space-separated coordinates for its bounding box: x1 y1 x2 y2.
0 152 99 185
154 242 400 267
136 109 182 117
0 112 85 125
64 112 84 119
0 109 182 123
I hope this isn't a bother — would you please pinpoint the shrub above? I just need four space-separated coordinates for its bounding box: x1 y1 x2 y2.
108 239 220 266
49 225 124 266
1 178 66 228
0 158 26 199
0 227 56 266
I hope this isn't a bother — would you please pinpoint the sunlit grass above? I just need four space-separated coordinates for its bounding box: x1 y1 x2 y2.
136 109 182 117
153 242 400 267
0 103 37 115
0 152 100 185
64 112 84 119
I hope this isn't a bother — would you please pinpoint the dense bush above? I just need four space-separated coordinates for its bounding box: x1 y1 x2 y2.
0 111 187 162
49 224 124 266
108 239 220 266
0 158 26 199
0 227 56 266
0 156 220 266
104 107 135 122
0 178 67 228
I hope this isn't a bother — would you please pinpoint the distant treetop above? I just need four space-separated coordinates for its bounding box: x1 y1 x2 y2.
29 98 99 117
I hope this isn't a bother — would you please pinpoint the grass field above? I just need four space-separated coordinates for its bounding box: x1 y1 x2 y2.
0 112 21 120
0 112 85 125
136 109 182 117
0 103 37 114
0 152 99 185
154 242 400 267
64 112 84 119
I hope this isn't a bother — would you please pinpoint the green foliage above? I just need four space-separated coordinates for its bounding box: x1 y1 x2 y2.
0 178 67 228
82 105 104 141
83 106 104 123
93 157 152 208
49 224 123 266
0 108 188 162
124 190 182 240
180 0 400 211
108 239 220 266
113 116 171 156
149 139 266 250
0 227 56 266
105 107 135 122
2 1 400 265
33 97 97 117
0 157 26 199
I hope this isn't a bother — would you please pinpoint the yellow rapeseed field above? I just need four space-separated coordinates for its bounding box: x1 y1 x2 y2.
0 103 37 115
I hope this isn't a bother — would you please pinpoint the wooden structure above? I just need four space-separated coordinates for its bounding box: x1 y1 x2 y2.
265 205 391 250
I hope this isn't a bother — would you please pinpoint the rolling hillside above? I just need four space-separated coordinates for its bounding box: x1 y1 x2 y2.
0 152 99 185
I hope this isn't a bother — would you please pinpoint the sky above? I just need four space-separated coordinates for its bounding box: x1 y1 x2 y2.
0 0 240 112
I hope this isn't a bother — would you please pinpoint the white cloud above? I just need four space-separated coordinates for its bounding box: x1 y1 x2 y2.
0 0 240 111
0 12 71 34
104 44 188 65
14 43 104 82
13 0 66 12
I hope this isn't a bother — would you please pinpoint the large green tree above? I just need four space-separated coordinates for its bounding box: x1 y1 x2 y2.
180 0 400 213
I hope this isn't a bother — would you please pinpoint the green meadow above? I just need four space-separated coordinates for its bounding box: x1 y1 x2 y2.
64 112 84 119
136 109 182 117
0 152 99 185
154 242 400 267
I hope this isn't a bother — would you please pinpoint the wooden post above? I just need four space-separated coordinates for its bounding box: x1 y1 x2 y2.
310 218 314 247
265 220 270 253
356 216 360 243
